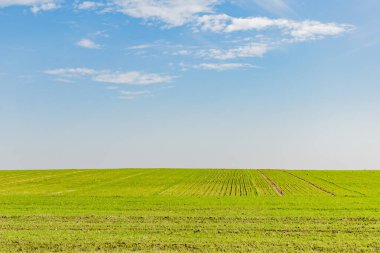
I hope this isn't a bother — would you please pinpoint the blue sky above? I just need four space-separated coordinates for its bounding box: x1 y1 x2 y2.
1 0 380 169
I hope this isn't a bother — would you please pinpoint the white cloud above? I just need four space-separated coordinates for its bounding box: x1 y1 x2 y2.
195 14 230 32
285 20 353 42
224 17 285 32
195 62 255 71
118 90 151 100
74 1 352 44
198 43 269 60
31 1 59 13
0 0 60 12
75 1 104 10
53 78 74 83
172 49 193 56
45 68 95 76
77 38 102 49
127 44 153 50
46 68 174 85
196 15 354 41
110 0 217 26
179 62 255 71
170 43 269 60
93 71 173 85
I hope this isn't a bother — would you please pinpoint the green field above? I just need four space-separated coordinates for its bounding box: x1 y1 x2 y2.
0 169 379 252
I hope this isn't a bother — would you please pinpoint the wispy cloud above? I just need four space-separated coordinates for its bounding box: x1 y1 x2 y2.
72 1 353 64
46 68 174 85
180 62 256 71
196 15 354 41
31 1 60 13
118 90 152 100
53 78 74 83
77 38 102 49
127 44 154 50
74 1 105 10
0 0 61 13
45 68 95 76
198 43 269 60
76 0 218 27
195 62 256 71
93 71 173 85
46 68 161 99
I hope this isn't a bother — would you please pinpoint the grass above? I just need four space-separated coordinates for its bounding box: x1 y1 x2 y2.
0 169 379 252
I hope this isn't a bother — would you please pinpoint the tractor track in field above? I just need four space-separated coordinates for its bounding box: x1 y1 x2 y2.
284 171 335 196
258 170 284 196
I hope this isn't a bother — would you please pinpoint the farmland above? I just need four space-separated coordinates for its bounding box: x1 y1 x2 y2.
0 169 379 252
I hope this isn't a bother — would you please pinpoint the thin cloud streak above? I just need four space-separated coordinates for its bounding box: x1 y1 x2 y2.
180 62 257 71
45 68 174 85
118 90 152 100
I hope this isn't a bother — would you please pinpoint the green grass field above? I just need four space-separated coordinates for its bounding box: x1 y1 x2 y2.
0 169 379 252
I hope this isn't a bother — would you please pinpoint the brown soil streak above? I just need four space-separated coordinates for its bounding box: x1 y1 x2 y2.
259 170 284 196
284 171 335 196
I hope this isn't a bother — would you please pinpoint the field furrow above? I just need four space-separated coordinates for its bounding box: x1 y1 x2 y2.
262 170 327 196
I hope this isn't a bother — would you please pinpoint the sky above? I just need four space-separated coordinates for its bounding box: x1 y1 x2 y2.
0 0 380 170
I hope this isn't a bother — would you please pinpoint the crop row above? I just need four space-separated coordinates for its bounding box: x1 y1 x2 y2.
161 170 278 196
